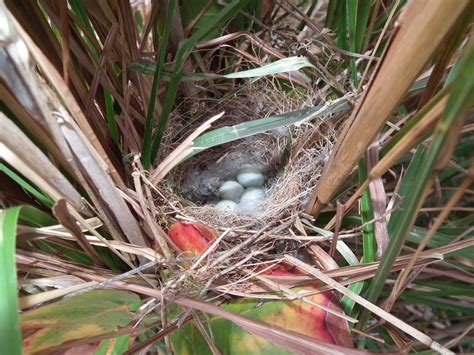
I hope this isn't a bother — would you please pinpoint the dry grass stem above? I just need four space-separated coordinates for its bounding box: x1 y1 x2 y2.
284 255 454 355
306 0 469 216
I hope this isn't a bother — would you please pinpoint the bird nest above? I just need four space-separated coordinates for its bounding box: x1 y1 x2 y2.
155 81 344 233
139 80 350 305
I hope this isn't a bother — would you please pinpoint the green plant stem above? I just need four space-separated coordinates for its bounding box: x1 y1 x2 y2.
141 0 176 169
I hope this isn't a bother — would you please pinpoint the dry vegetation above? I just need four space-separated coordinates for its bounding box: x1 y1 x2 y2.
0 0 473 354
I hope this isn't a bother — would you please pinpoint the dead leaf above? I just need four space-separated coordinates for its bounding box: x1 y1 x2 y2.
169 222 218 256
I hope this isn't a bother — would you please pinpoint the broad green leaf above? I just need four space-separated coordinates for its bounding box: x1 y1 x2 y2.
131 57 315 81
223 57 315 79
0 207 22 355
171 291 353 354
21 290 141 353
187 100 351 159
96 334 133 355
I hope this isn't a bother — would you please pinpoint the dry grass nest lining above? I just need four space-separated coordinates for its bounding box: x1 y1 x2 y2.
179 129 336 227
157 82 341 232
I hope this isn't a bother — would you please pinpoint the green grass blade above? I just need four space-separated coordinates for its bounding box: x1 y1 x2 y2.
138 55 315 166
343 281 364 317
141 0 176 169
380 87 449 156
358 160 376 264
400 293 474 314
69 0 95 35
357 41 474 329
129 60 216 81
345 0 359 86
131 56 315 81
69 0 98 59
298 0 319 32
18 205 57 227
372 0 406 33
187 100 351 160
337 240 362 316
134 8 144 36
0 163 54 207
223 56 315 78
35 240 93 265
335 0 347 50
0 207 22 355
354 1 371 53
104 89 119 144
149 0 250 163
325 0 338 29
15 206 126 270
357 145 427 329
336 240 359 265
342 160 375 316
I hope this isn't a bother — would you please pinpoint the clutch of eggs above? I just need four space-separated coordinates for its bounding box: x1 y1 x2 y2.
215 166 266 213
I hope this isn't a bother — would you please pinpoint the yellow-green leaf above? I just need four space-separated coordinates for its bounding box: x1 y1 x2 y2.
21 290 140 353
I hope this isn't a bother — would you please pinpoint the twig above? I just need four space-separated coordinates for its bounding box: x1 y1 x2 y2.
65 259 162 299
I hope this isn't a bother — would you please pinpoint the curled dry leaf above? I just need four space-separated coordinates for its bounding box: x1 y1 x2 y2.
168 222 218 256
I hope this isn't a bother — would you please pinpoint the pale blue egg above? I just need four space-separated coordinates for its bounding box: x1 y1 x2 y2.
240 187 266 203
216 200 238 211
238 188 266 214
236 166 265 187
218 180 244 202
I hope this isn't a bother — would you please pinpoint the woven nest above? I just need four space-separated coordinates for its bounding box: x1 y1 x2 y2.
143 80 350 300
156 81 343 233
